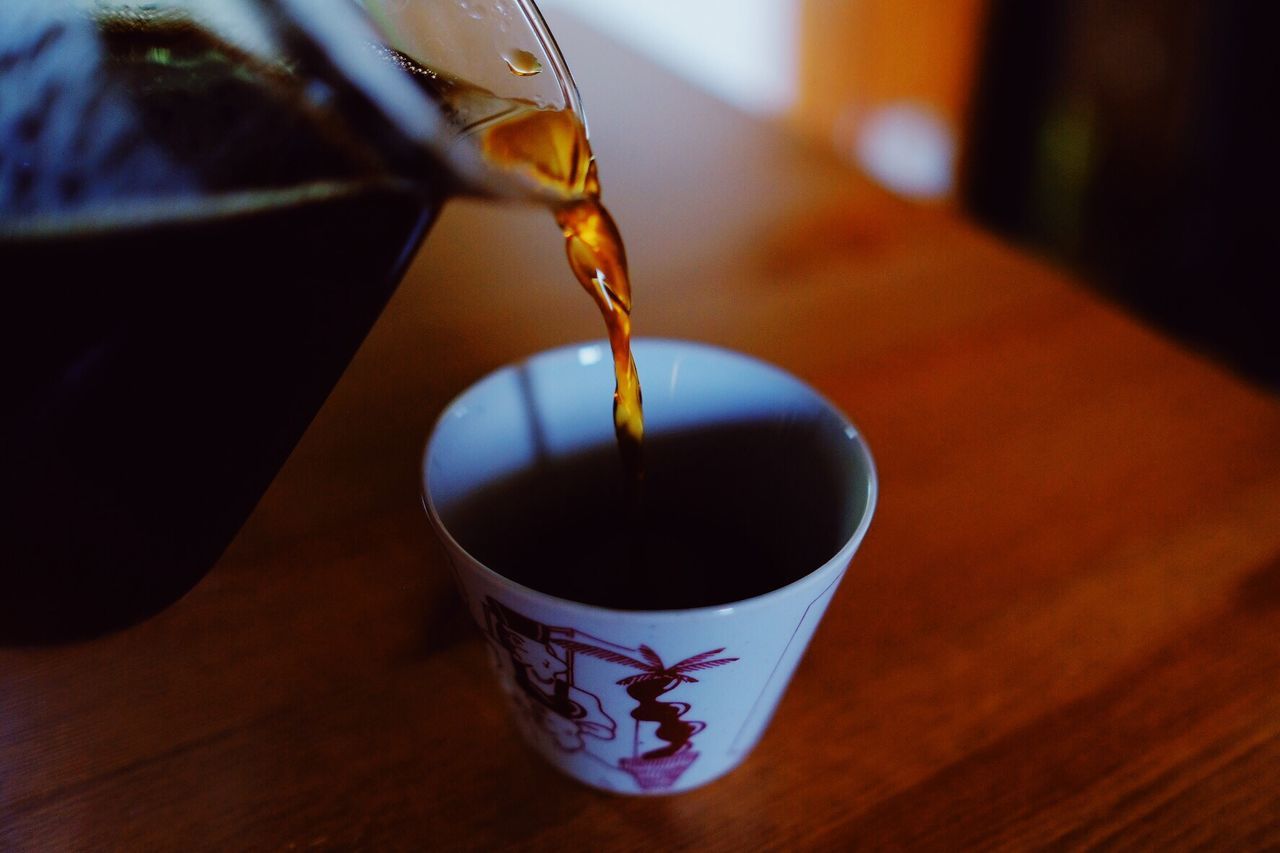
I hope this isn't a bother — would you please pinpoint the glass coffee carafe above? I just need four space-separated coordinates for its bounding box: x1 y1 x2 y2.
0 0 587 643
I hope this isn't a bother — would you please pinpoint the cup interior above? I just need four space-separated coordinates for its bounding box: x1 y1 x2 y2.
423 339 876 610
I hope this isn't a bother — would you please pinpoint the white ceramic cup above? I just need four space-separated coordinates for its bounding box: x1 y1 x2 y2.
422 339 877 795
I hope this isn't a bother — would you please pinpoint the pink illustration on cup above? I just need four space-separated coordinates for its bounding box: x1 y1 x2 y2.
483 597 739 791
562 641 739 790
484 599 616 752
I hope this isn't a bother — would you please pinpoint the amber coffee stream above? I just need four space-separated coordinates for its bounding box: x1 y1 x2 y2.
399 53 645 480
503 119 644 482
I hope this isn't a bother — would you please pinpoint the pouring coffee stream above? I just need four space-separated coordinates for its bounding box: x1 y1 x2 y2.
401 59 646 476
0 0 641 642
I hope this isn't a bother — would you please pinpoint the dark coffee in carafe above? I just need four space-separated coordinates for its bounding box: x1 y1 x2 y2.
0 11 446 641
1 4 643 642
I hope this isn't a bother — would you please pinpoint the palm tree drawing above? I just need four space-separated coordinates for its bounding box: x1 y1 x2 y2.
560 641 738 789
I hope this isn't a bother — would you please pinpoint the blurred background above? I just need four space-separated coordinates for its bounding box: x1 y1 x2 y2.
541 0 1277 387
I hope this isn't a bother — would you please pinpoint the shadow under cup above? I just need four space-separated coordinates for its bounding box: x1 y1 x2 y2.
422 339 876 793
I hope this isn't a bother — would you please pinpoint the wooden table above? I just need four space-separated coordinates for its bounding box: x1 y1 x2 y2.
4 13 1279 850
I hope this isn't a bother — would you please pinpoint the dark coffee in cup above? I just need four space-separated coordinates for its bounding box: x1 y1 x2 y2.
439 421 851 610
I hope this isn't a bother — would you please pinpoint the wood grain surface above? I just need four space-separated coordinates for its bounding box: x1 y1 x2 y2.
3 12 1279 851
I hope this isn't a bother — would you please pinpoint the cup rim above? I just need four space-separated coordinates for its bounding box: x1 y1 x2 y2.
420 337 878 620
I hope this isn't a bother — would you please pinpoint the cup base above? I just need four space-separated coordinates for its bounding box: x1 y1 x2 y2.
544 744 752 797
